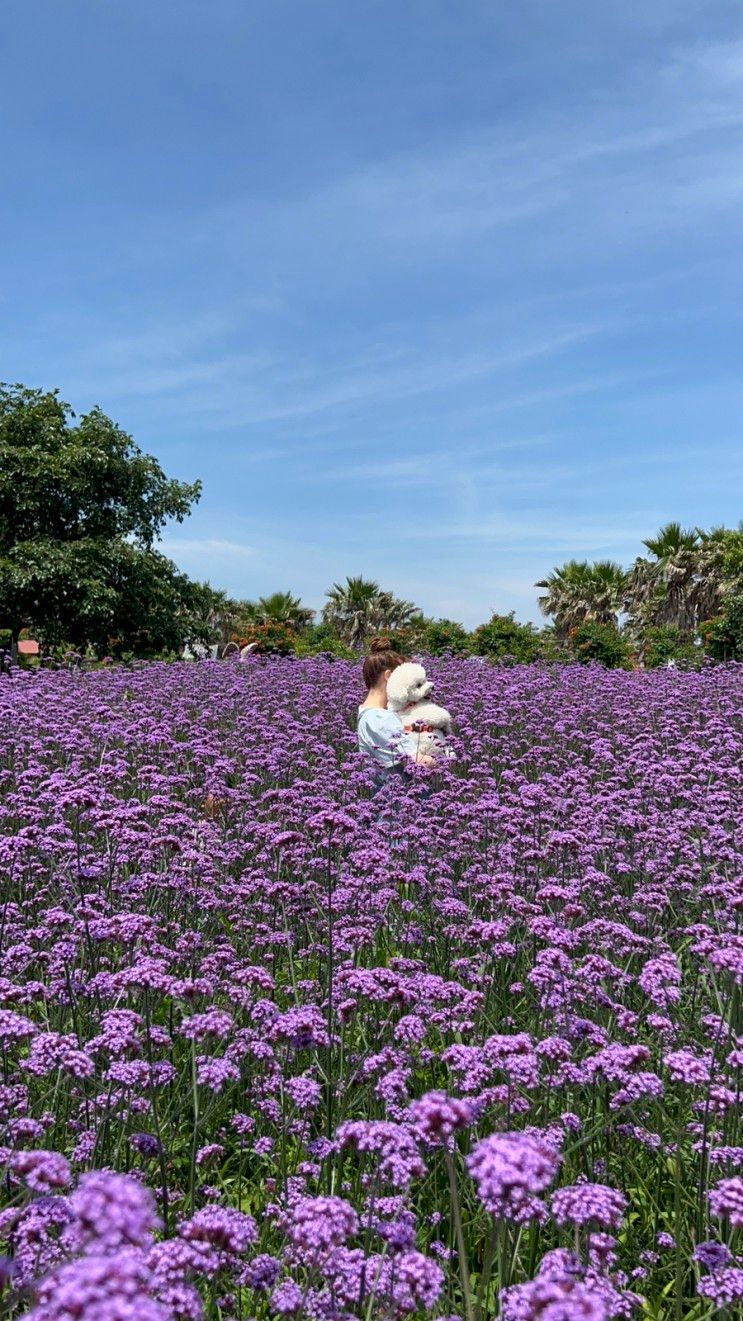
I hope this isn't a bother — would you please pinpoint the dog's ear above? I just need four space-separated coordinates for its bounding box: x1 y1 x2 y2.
388 662 418 701
386 668 409 704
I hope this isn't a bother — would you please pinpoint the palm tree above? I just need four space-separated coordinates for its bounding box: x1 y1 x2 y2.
583 560 627 626
188 584 241 649
536 561 587 640
624 523 705 637
536 560 626 641
239 591 315 633
697 524 743 614
322 576 420 649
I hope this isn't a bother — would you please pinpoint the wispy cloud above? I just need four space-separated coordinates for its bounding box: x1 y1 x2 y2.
62 317 614 424
394 512 661 555
160 537 256 559
305 36 743 251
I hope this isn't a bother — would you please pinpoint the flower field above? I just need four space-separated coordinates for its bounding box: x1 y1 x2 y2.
0 657 741 1320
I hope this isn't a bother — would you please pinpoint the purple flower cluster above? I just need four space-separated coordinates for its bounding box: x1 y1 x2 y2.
25 1251 170 1321
500 1274 609 1321
467 1131 561 1222
409 1090 474 1146
285 1195 359 1253
551 1183 628 1231
709 1176 743 1227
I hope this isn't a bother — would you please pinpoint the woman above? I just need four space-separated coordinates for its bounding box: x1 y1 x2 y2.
357 639 436 776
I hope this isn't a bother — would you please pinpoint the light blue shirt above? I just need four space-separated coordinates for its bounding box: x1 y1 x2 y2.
357 707 418 770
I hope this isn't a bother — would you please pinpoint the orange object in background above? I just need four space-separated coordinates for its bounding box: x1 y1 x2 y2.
17 640 40 657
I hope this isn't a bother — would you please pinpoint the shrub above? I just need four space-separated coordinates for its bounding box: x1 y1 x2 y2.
472 613 542 664
568 621 631 669
414 618 472 657
294 625 357 661
642 625 700 669
700 593 743 661
233 621 297 656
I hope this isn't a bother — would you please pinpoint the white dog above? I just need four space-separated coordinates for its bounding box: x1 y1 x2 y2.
386 662 454 760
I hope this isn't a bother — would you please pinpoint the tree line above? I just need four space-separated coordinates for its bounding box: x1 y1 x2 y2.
1 385 740 668
204 534 743 667
535 525 743 666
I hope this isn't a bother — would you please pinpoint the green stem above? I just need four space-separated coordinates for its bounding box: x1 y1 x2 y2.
674 1120 684 1321
189 1042 200 1213
475 1224 497 1321
444 1148 475 1321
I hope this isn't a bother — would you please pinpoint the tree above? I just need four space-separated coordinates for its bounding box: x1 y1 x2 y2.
240 591 314 632
415 618 472 656
583 560 628 626
536 560 626 640
0 539 214 658
696 526 743 663
0 384 201 654
472 612 543 663
322 576 421 650
624 523 712 642
182 584 244 653
701 593 743 662
697 524 743 602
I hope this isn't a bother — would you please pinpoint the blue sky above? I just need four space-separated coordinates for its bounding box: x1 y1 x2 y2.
2 0 742 626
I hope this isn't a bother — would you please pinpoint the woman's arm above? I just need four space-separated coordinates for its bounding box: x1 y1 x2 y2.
360 710 438 769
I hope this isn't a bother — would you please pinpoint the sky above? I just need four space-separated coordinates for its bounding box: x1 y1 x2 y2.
1 1 742 626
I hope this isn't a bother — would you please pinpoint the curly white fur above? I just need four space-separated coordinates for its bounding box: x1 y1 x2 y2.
386 663 453 759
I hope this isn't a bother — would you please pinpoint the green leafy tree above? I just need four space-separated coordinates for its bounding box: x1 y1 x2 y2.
569 620 631 669
0 384 201 656
414 617 472 656
701 593 743 662
0 539 210 659
322 576 420 650
472 612 543 663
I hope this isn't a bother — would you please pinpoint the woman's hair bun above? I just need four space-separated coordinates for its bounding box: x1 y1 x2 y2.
369 635 393 654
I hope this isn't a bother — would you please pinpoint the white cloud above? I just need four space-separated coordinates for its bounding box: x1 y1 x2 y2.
236 34 743 261
61 315 616 426
161 537 256 559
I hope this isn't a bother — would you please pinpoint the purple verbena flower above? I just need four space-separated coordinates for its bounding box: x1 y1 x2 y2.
467 1131 560 1223
552 1184 628 1232
709 1176 743 1226
69 1171 160 1252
